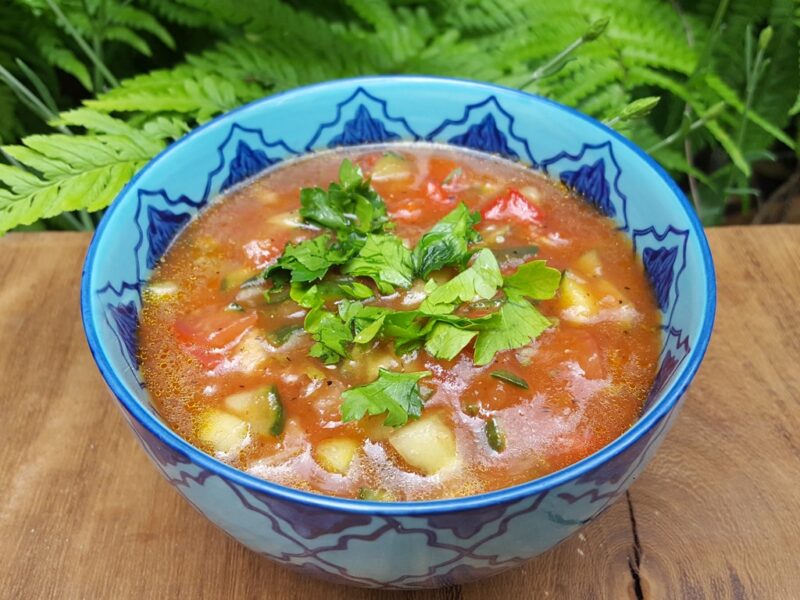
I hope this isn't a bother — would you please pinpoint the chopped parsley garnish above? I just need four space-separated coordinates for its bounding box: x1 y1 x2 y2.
472 298 553 366
340 368 431 427
266 234 356 283
412 202 480 279
248 159 565 425
300 159 389 234
424 322 478 361
419 248 503 315
503 259 562 300
341 233 414 294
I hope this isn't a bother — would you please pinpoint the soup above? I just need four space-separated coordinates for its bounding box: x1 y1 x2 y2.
138 143 660 501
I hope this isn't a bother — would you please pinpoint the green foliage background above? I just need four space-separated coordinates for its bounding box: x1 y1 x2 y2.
1 0 798 234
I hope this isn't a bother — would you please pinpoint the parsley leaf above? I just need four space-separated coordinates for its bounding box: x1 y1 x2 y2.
412 203 480 279
300 159 389 234
420 248 503 314
473 298 553 366
504 260 562 300
266 234 356 283
342 234 414 294
424 322 477 360
340 368 431 427
304 305 353 364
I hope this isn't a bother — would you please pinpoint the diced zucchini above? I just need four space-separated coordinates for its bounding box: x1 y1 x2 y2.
485 417 506 452
316 437 359 474
220 267 260 291
358 487 395 501
145 280 179 299
197 409 249 454
231 331 269 373
559 271 599 323
575 250 602 277
224 385 284 436
264 285 291 304
389 414 456 475
266 324 303 347
372 152 412 182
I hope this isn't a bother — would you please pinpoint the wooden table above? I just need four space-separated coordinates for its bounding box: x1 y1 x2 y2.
1 227 799 599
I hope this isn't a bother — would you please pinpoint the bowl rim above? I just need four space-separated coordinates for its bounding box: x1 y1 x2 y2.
81 75 716 516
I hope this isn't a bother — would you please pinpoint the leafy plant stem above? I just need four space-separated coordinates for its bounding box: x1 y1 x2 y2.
59 211 84 231
0 66 69 133
691 0 731 80
724 26 772 213
77 209 94 230
519 18 608 90
14 59 59 115
647 102 725 153
46 0 119 89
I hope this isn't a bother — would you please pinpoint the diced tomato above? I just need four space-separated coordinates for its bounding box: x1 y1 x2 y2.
175 306 257 349
481 188 541 225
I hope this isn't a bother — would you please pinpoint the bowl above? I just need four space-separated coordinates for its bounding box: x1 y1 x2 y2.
81 76 715 588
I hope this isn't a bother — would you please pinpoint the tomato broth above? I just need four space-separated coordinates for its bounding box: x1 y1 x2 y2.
139 143 661 501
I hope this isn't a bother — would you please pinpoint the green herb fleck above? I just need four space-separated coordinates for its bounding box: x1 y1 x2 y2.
485 417 506 452
490 370 529 389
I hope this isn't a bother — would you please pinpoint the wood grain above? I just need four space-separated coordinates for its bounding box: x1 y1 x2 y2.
0 227 798 599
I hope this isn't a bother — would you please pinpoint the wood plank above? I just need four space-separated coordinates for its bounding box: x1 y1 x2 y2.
630 225 800 598
0 227 798 598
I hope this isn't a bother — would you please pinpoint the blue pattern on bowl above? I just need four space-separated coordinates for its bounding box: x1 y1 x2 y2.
81 76 715 588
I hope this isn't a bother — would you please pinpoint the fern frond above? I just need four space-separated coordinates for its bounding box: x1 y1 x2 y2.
0 131 168 230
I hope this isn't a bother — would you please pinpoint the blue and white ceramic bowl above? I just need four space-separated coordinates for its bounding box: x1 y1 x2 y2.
81 76 715 588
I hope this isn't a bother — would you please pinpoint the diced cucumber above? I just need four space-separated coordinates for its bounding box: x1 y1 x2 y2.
372 152 411 182
316 437 359 474
224 302 244 313
224 385 284 437
267 324 303 347
232 331 269 373
485 417 506 452
197 409 249 454
358 488 395 501
575 250 602 277
221 267 260 291
389 414 456 475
